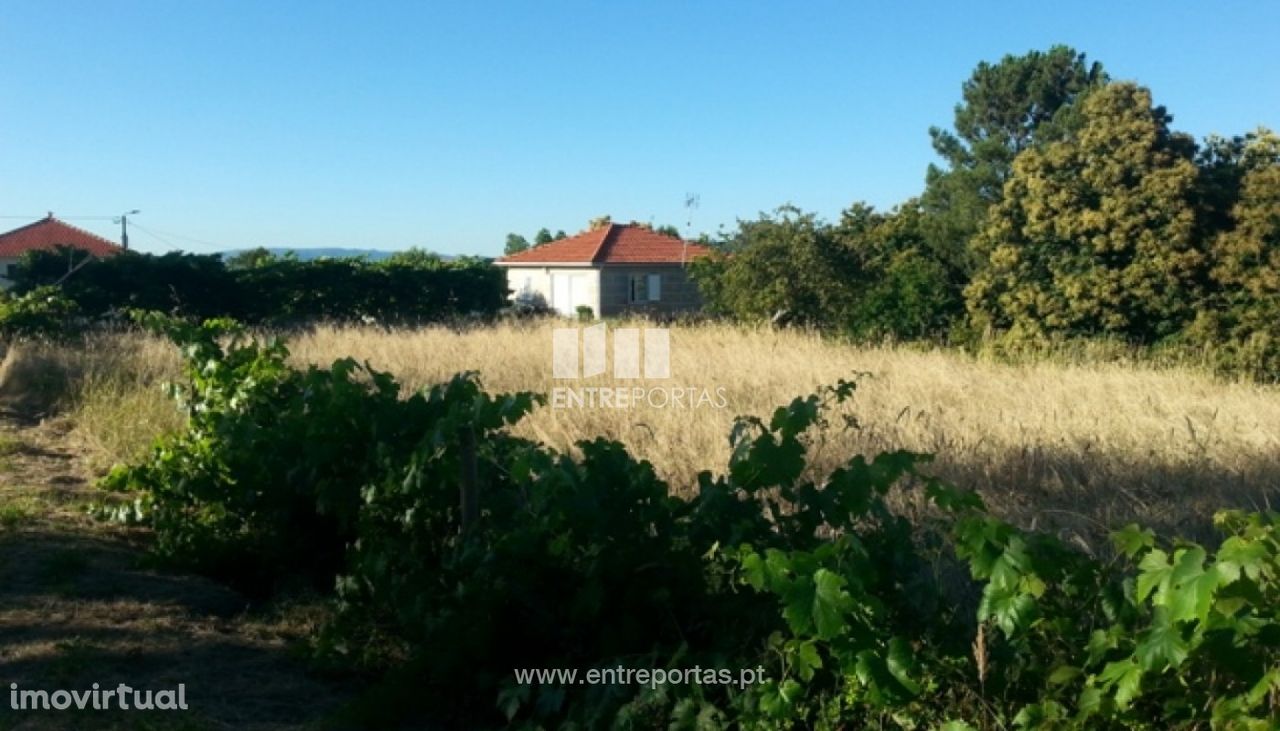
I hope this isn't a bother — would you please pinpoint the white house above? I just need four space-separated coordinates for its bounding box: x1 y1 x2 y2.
494 222 714 317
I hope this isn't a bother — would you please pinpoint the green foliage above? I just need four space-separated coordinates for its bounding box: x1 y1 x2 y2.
223 246 277 270
692 206 854 327
103 322 1280 728
692 203 961 340
10 247 506 325
504 233 530 255
1186 130 1280 380
836 202 963 339
689 48 1277 381
0 286 80 340
99 313 532 595
16 248 236 318
966 82 1204 342
506 227 570 255
921 45 1107 277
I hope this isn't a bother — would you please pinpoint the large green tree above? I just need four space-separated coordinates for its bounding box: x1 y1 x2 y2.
922 46 1107 275
1188 130 1280 377
965 82 1203 341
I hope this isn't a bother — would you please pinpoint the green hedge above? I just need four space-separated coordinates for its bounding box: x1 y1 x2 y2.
10 247 507 325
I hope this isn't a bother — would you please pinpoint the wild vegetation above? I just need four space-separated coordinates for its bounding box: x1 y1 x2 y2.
45 316 1268 728
6 319 1278 541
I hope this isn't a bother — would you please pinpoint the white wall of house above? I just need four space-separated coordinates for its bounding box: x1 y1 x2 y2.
505 266 600 316
0 256 19 289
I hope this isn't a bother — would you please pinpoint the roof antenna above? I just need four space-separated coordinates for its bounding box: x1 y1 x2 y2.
682 193 699 266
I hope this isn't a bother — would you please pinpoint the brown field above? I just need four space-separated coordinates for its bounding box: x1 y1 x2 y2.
5 320 1279 547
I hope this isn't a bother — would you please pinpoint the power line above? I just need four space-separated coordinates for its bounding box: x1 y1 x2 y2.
0 213 232 251
126 222 179 250
126 222 228 251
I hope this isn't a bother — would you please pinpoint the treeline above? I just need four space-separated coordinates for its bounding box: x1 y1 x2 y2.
7 246 506 326
691 46 1280 379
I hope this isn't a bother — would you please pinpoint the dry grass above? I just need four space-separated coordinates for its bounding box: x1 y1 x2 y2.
0 335 183 470
7 320 1280 544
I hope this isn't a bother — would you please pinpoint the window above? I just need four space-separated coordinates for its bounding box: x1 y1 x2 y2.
4 264 15 279
628 273 661 303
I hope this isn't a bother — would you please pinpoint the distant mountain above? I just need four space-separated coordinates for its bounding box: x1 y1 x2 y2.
221 247 456 262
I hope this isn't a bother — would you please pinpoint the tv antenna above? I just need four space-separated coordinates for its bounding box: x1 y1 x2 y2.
684 193 700 235
681 193 700 266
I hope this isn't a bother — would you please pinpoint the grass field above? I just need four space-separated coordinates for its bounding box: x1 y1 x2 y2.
5 320 1279 547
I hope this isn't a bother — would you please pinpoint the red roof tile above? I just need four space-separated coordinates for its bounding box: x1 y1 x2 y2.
496 223 714 265
0 214 123 258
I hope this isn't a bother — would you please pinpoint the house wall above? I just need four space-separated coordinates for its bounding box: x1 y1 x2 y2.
598 264 703 318
505 266 600 316
0 257 19 289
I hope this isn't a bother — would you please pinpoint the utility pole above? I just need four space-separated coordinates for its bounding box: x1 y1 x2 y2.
116 209 140 250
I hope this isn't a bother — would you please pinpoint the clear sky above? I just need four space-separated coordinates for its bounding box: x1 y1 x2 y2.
2 1 1277 256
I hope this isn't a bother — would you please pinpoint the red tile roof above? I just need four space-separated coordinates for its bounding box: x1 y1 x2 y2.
0 214 123 258
496 223 714 265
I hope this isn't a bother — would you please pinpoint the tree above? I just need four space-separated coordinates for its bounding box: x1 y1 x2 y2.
1206 130 1280 296
384 247 445 269
533 228 555 246
691 207 855 326
655 224 681 238
224 247 276 270
1188 130 1280 377
1193 127 1280 249
834 201 961 339
965 82 1202 342
922 46 1107 276
504 234 530 256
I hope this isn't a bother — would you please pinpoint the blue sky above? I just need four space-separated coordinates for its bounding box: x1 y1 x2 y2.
2 1 1277 256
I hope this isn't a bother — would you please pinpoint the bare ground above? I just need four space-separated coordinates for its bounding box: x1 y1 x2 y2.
0 411 354 731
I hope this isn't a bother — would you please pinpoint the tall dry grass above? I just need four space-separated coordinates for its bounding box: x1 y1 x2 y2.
5 321 1278 544
289 323 1280 541
0 335 183 469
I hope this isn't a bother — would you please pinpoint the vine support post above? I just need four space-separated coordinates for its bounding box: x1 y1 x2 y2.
459 425 479 534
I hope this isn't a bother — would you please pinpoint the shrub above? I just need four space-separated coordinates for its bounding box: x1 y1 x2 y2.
99 313 532 595
10 248 507 326
0 286 80 340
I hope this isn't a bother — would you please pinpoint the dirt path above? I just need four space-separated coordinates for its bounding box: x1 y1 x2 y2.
0 411 352 730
